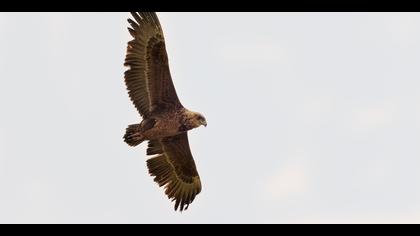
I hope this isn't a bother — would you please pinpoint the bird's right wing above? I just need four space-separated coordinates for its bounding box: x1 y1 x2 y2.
124 12 183 118
146 133 202 211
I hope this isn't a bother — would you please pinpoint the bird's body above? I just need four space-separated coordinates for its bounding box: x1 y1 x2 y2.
122 12 206 211
124 108 206 145
140 112 183 140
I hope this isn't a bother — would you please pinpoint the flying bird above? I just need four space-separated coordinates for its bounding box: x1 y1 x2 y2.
123 12 207 211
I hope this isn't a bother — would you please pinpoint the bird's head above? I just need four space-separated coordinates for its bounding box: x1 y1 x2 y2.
187 111 207 128
196 113 207 127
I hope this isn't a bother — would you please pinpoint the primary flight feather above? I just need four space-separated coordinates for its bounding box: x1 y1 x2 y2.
123 12 207 212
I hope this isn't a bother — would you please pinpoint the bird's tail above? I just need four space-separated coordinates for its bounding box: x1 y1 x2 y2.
124 124 144 147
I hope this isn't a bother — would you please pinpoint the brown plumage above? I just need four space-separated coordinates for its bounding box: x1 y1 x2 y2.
123 12 207 212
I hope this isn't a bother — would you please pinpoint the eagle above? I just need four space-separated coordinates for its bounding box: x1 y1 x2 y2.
122 12 207 212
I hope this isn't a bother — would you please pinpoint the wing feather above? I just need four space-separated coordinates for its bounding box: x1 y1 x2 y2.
146 133 201 211
124 12 182 118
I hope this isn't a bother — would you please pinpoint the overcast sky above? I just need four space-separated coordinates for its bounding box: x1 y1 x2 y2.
1 12 420 223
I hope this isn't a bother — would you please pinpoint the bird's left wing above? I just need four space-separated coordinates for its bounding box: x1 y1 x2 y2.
124 12 183 118
146 133 202 211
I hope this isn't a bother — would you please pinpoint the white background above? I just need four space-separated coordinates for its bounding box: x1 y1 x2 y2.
1 12 420 223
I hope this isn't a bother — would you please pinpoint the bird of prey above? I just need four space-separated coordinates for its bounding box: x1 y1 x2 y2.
123 12 207 211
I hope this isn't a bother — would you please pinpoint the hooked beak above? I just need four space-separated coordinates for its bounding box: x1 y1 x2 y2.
202 120 207 127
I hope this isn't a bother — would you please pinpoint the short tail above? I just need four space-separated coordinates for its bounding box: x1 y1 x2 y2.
124 124 144 147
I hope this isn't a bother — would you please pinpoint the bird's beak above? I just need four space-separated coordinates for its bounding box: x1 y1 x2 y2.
202 120 207 127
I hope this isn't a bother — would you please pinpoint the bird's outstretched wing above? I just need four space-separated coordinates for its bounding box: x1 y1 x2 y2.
124 12 182 118
146 133 202 211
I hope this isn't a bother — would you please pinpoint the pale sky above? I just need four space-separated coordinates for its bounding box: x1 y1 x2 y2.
1 12 420 223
